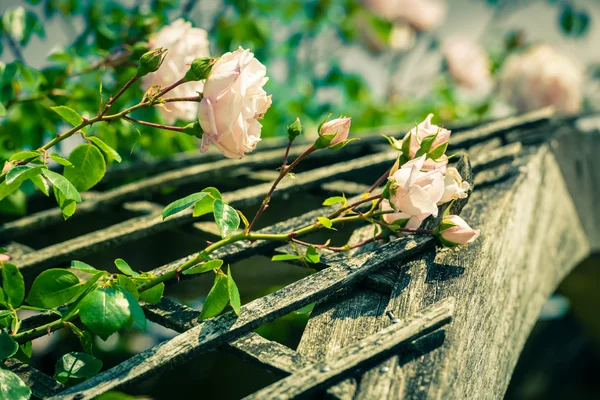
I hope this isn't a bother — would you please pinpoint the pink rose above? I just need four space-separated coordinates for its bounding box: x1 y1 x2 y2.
443 38 491 90
143 19 211 123
438 167 470 204
388 155 444 219
320 117 352 146
0 254 10 263
438 215 480 246
198 47 271 159
498 45 582 113
380 199 424 229
402 113 451 159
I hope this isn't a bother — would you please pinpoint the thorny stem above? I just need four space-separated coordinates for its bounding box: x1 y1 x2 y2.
12 209 402 344
245 143 316 233
163 95 202 103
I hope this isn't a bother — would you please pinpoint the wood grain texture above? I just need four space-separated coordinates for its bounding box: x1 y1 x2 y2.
4 359 65 399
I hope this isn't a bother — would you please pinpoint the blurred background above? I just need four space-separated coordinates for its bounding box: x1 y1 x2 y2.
1 0 600 399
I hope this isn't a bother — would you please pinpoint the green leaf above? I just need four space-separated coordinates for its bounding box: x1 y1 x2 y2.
79 288 131 340
322 196 346 206
192 187 222 217
119 288 146 332
26 269 81 309
227 266 241 316
162 192 208 220
0 333 19 360
317 217 335 230
62 272 106 321
42 169 81 202
71 260 98 274
114 258 138 276
183 259 223 275
88 137 122 163
0 102 5 117
9 151 42 162
0 369 31 400
50 105 84 127
116 275 139 300
305 245 321 264
213 199 240 238
49 152 73 167
427 142 448 161
139 283 164 304
29 174 50 196
1 263 24 307
271 254 302 262
5 165 43 185
63 144 106 192
54 352 102 384
53 185 77 220
200 274 229 320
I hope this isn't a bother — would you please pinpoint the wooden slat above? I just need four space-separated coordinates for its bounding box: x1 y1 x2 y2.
4 359 65 399
48 234 433 400
243 297 455 400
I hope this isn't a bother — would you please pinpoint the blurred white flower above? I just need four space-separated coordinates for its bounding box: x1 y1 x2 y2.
143 19 210 123
362 0 447 31
498 45 583 113
443 38 492 90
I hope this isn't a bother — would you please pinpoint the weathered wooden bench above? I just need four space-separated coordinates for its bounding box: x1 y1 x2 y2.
3 107 599 399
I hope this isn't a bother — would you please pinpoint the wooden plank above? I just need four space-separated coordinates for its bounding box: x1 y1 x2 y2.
243 297 455 400
4 358 65 399
48 235 433 400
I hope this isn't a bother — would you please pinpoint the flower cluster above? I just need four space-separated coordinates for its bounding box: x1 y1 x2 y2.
381 114 479 246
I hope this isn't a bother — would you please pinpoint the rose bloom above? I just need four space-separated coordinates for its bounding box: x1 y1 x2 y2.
443 38 491 90
320 117 352 146
142 19 210 123
438 167 470 204
388 155 444 220
380 199 424 229
0 254 10 263
498 44 583 113
198 47 272 159
362 0 447 31
439 215 480 246
403 114 451 158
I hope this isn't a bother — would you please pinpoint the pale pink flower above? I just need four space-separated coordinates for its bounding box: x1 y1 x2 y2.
198 47 271 159
402 113 451 159
380 199 424 229
438 167 470 204
438 215 480 246
388 155 444 219
443 38 492 90
143 19 211 123
361 0 447 31
320 117 352 146
498 44 583 113
0 254 9 263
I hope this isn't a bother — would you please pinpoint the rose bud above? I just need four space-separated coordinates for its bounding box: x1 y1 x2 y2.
287 117 302 141
438 167 470 205
318 117 352 148
402 113 451 159
436 215 480 247
184 57 217 82
136 48 168 78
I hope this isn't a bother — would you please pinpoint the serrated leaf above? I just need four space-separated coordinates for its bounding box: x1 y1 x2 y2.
51 105 84 127
305 245 321 264
50 152 73 167
114 258 138 276
0 332 19 360
271 254 302 262
139 283 164 304
227 266 241 316
200 274 229 320
317 216 335 230
26 268 81 309
192 187 222 217
5 165 43 185
183 259 223 275
162 192 208 220
63 144 106 192
0 368 31 400
54 352 102 384
9 150 42 162
79 288 131 340
71 260 98 274
1 262 24 307
213 199 240 238
42 169 81 202
88 136 122 163
322 196 346 206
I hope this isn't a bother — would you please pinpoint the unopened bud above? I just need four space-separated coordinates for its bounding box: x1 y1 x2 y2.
136 48 167 77
184 57 217 82
287 117 302 141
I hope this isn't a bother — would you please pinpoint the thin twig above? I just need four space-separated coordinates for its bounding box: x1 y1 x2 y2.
122 116 187 132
